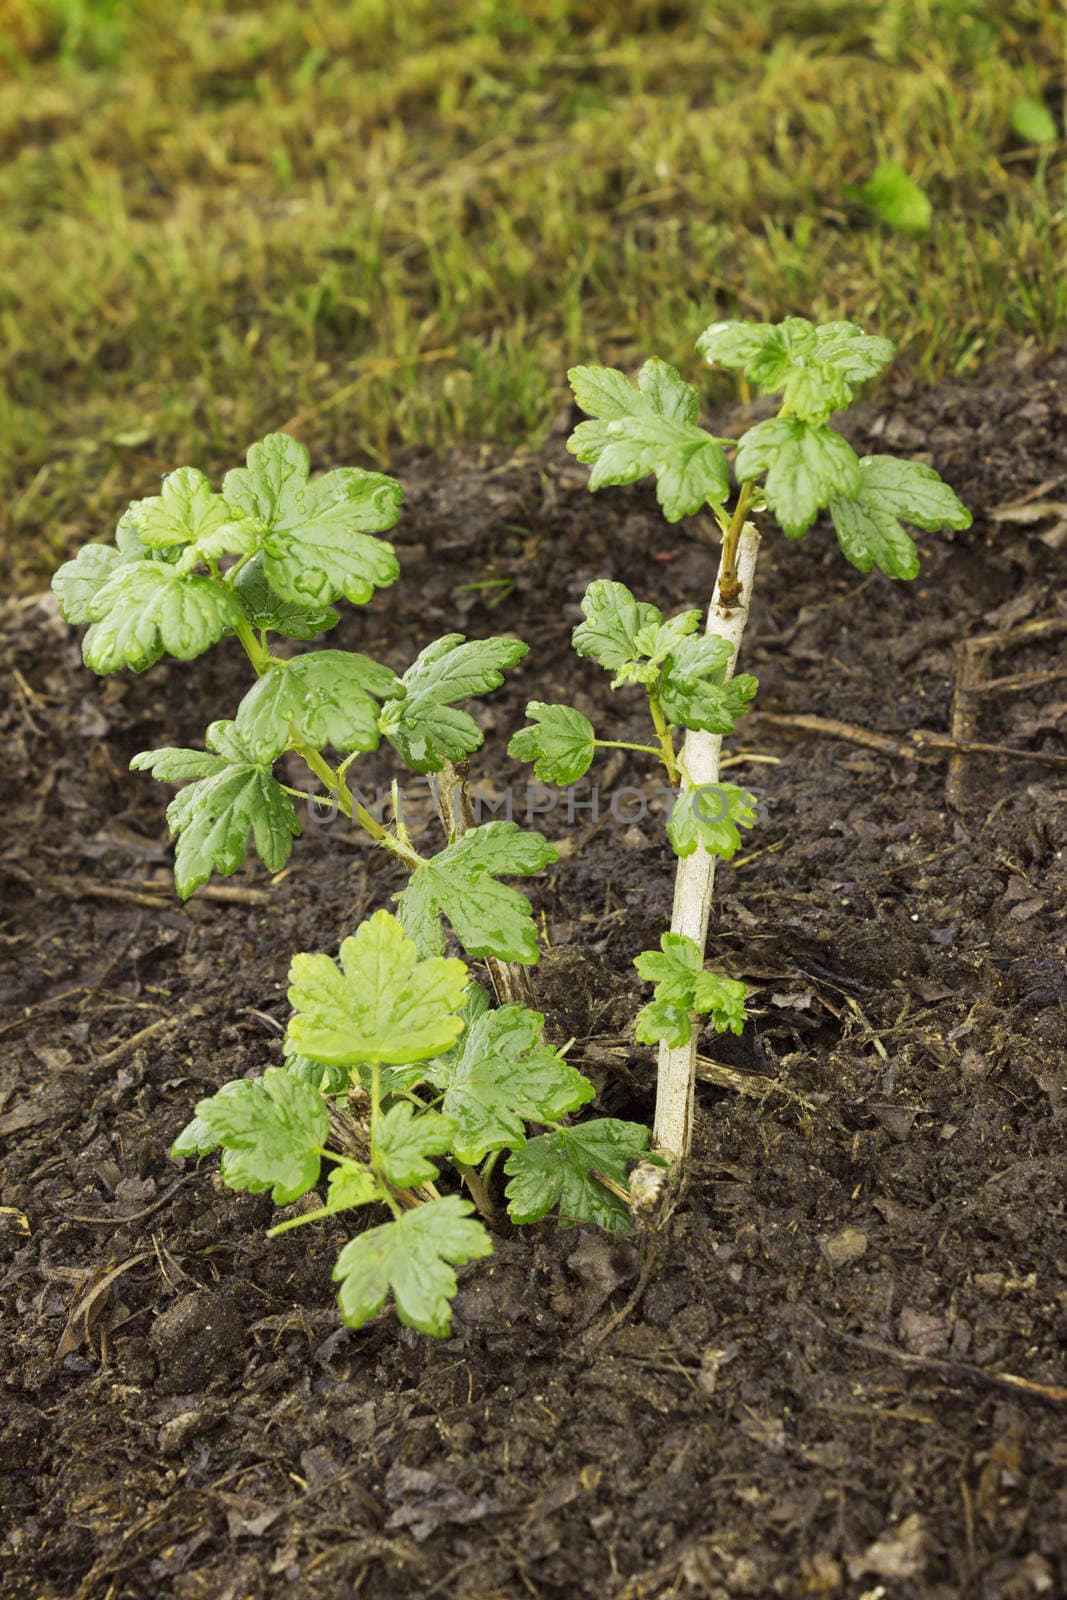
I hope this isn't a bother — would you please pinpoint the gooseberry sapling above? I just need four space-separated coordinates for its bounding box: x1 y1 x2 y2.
52 434 654 1336
509 318 971 1160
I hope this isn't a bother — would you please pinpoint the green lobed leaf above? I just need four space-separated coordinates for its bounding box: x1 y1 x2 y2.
286 908 468 1067
828 454 971 579
233 552 340 640
222 433 402 606
666 783 757 860
379 634 528 774
125 466 248 555
170 1066 328 1205
504 1119 652 1231
634 997 693 1049
698 317 894 422
507 702 596 785
323 1164 381 1214
691 969 749 1035
333 1194 493 1336
52 542 127 625
396 822 556 964
131 719 300 897
235 649 402 762
282 1047 351 1096
734 417 860 538
657 634 758 734
80 561 242 674
374 1103 456 1188
634 931 749 1044
572 580 662 672
633 931 704 999
567 358 730 520
424 1004 594 1164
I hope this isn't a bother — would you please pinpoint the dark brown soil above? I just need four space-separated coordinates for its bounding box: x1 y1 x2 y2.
2 349 1065 1600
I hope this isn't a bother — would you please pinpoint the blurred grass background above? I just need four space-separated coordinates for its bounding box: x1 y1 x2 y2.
0 0 1063 588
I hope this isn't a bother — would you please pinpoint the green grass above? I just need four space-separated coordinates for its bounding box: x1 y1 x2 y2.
1 0 1063 588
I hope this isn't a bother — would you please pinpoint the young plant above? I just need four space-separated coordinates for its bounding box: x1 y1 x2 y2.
52 434 653 1336
509 318 970 1160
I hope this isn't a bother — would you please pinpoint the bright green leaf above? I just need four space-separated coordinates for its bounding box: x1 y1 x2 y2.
222 433 402 606
829 454 971 579
634 931 749 1044
170 1066 328 1205
572 580 662 672
504 1119 651 1231
131 719 300 897
666 783 757 860
856 161 932 237
374 1103 455 1188
634 998 692 1049
507 702 596 784
125 466 247 555
52 542 128 625
425 1004 594 1163
634 932 704 999
691 969 749 1035
286 908 468 1067
333 1194 492 1335
396 822 556 965
568 359 730 520
658 634 758 734
80 561 242 674
698 317 894 423
734 418 860 538
235 649 402 761
1011 97 1058 144
379 634 528 773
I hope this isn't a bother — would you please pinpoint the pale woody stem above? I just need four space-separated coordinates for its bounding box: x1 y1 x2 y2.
653 521 761 1161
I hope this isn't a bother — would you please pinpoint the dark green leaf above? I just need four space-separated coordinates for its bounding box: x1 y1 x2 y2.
170 1066 328 1205
425 1003 594 1163
132 719 300 897
379 634 528 773
374 1103 455 1188
222 433 402 606
572 580 662 672
658 634 758 734
233 552 340 640
507 702 596 785
235 649 402 761
734 418 860 538
333 1194 493 1335
396 822 556 964
504 1119 651 1231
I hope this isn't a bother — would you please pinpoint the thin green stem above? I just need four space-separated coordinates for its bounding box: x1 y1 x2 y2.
648 694 681 785
368 1061 404 1220
231 612 272 675
290 736 426 869
593 739 663 757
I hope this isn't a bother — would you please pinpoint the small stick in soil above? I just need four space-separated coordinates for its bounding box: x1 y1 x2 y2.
654 521 761 1160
